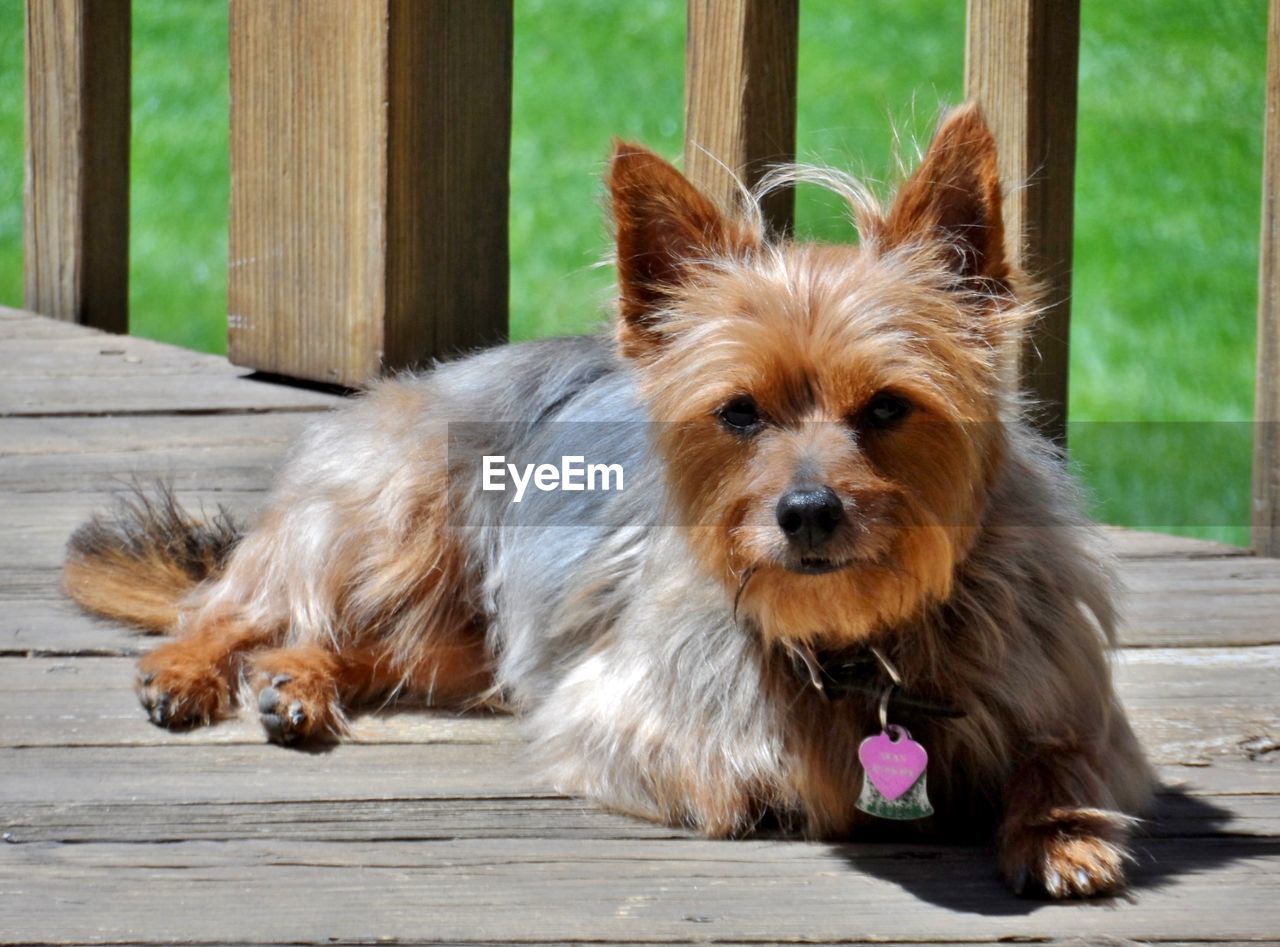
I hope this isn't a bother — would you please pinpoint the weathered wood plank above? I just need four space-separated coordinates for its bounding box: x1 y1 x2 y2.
0 797 690 845
1116 646 1280 767
1102 526 1251 560
229 0 512 386
0 413 305 457
1122 558 1280 647
0 317 343 416
2 741 1269 810
0 415 303 496
5 789 1273 847
0 743 539 804
4 333 313 379
1257 0 1280 556
0 374 337 417
23 0 130 333
0 656 518 747
0 304 103 339
0 599 140 657
965 0 1080 443
684 0 798 232
0 447 285 498
2 651 1275 787
1 836 1276 944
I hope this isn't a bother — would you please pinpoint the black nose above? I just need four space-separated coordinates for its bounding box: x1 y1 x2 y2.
775 487 844 549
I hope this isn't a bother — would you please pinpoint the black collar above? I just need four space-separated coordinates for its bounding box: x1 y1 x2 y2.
784 642 967 719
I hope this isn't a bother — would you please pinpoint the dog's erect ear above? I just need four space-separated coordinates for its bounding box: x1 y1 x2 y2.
881 104 1010 293
608 141 752 358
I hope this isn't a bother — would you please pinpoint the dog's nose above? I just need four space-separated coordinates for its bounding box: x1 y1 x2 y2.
775 487 844 549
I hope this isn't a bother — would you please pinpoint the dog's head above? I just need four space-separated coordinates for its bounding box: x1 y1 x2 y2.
608 105 1031 645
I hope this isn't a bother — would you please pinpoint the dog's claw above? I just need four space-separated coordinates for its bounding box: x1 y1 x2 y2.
260 712 284 740
271 673 293 687
288 700 306 727
1011 867 1029 895
1042 867 1063 898
258 686 280 714
151 693 171 725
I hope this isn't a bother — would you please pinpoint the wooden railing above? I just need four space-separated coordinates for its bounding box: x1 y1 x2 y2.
19 0 1280 556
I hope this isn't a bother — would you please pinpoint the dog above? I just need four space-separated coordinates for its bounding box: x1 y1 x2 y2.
64 104 1153 898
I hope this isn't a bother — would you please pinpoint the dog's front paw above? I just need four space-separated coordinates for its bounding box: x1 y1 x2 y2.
1000 807 1134 898
247 648 346 746
136 643 233 729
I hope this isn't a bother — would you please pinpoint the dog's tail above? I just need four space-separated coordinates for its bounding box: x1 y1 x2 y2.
63 485 242 634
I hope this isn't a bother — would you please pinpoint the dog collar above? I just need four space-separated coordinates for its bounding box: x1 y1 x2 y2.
782 640 966 719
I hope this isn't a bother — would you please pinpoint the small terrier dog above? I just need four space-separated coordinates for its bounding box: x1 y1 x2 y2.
65 105 1152 898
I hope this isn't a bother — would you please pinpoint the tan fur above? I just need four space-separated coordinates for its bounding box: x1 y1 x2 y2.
63 548 194 635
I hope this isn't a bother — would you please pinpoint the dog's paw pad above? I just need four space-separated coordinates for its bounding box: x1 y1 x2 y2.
250 669 338 746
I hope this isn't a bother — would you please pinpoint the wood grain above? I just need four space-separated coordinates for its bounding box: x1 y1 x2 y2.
384 0 513 366
1256 0 1280 556
0 315 341 416
3 650 1276 788
2 796 690 845
228 0 512 387
6 791 1272 847
0 743 539 805
23 0 130 333
684 0 798 233
1102 526 1250 560
1 836 1277 944
1121 557 1280 647
965 0 1080 444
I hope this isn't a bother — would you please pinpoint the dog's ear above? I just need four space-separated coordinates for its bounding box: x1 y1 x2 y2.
608 141 753 358
880 104 1010 294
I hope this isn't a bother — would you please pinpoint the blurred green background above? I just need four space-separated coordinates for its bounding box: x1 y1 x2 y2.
0 1 1267 544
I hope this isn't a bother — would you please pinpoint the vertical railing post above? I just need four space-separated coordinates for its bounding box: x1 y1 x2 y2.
965 0 1080 444
1254 0 1280 556
229 0 513 387
23 0 131 333
684 0 798 234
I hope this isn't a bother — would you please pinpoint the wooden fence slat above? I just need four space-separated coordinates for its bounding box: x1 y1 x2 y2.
965 0 1080 444
1255 0 1280 557
23 0 131 333
228 0 512 387
684 0 798 234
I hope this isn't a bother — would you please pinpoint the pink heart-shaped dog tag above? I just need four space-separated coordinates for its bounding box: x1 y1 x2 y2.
857 726 928 801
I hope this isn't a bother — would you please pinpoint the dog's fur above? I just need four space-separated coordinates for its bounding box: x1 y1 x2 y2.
65 105 1153 898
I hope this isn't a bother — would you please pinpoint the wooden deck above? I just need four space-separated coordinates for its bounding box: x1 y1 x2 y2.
2 307 1278 945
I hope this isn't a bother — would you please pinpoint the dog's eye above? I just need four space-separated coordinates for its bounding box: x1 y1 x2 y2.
862 392 912 430
718 396 763 433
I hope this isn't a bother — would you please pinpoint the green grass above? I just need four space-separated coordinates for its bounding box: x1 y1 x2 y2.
0 0 1268 544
